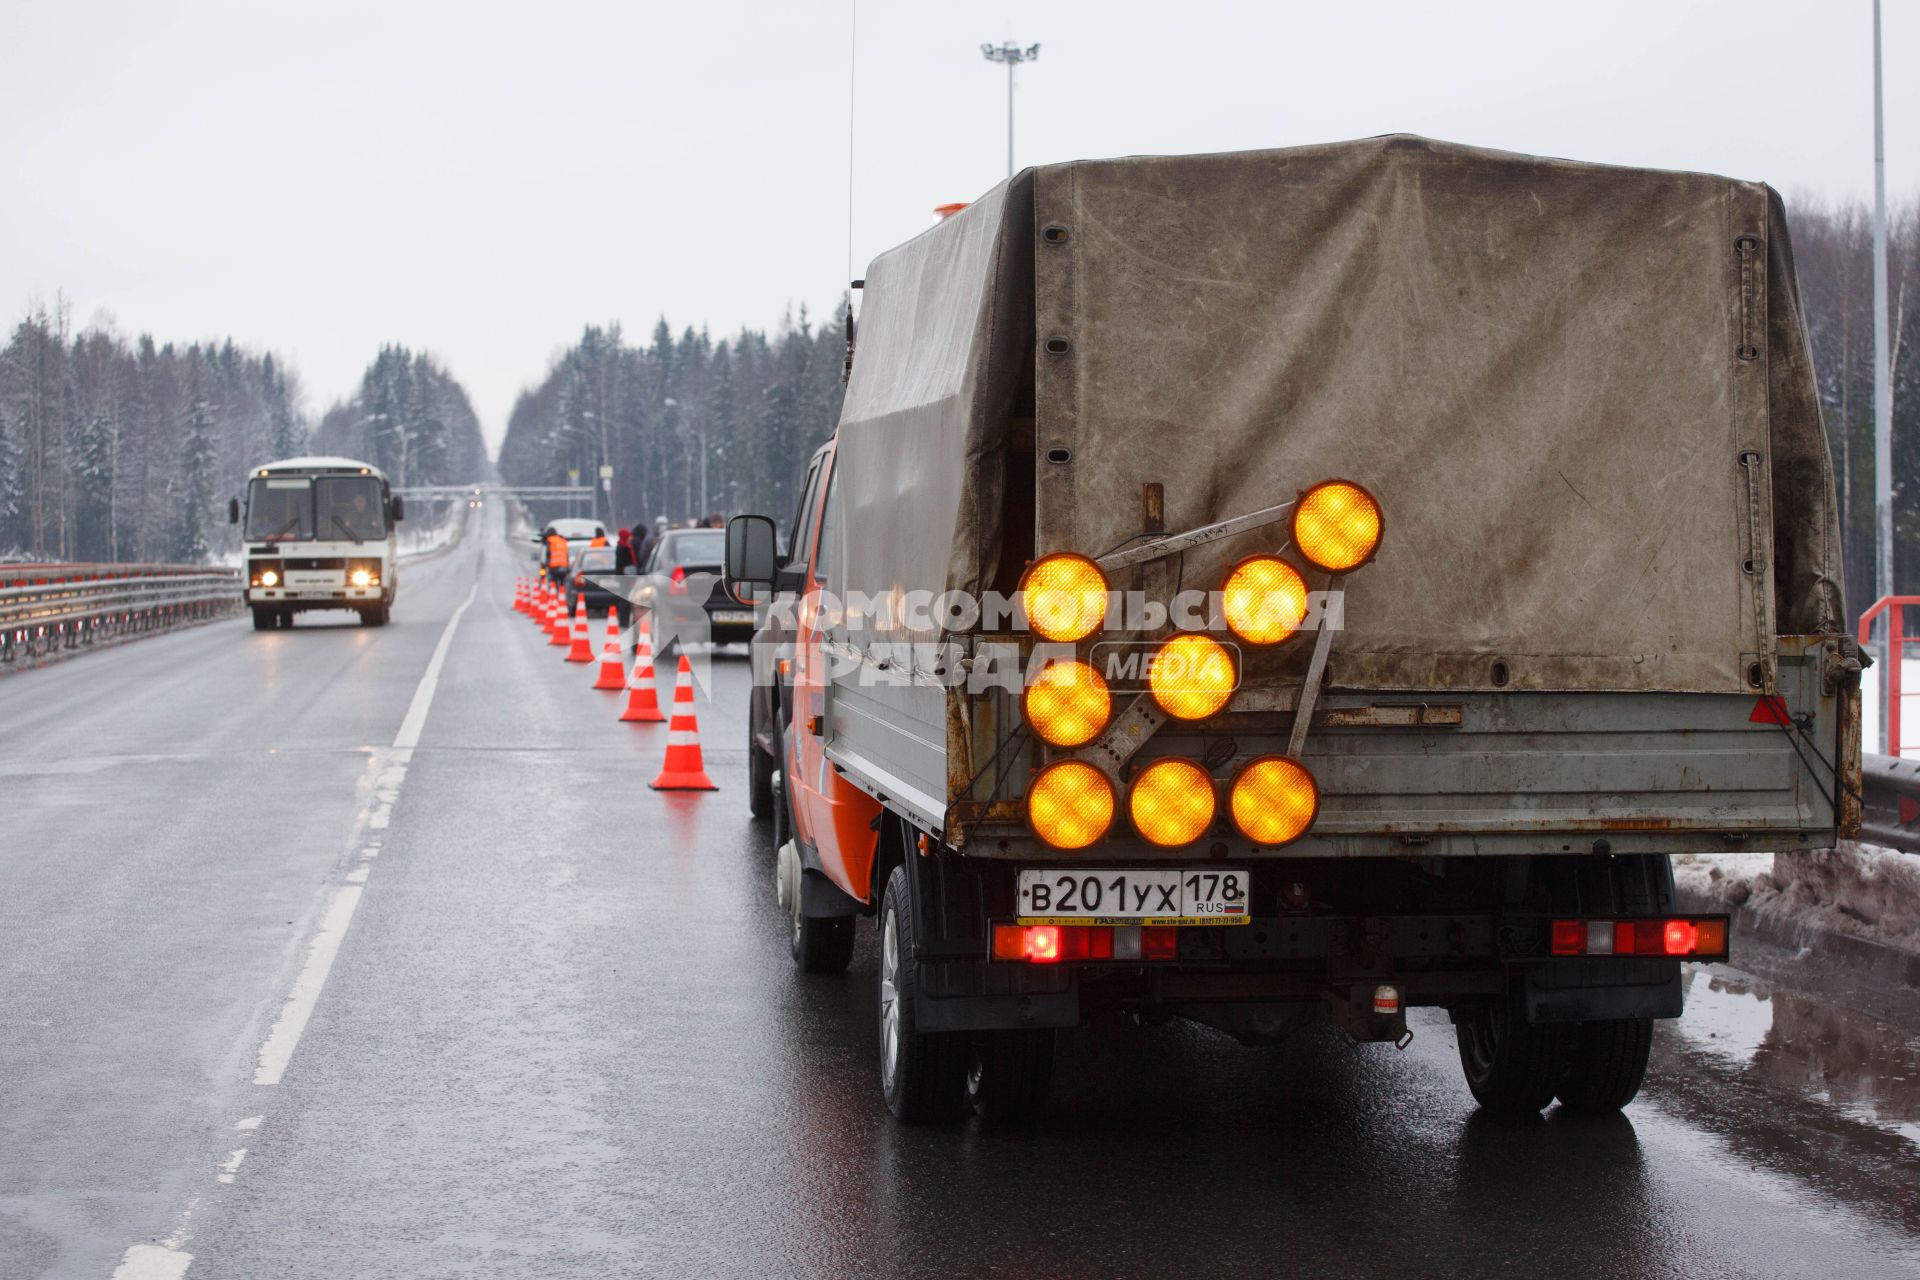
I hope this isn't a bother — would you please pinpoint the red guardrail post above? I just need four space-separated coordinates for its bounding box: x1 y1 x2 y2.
1859 596 1920 755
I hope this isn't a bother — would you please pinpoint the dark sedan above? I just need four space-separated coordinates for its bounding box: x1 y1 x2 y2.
564 546 636 628
633 529 757 646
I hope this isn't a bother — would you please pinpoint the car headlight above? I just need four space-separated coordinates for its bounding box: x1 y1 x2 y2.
1148 634 1236 720
1129 757 1216 846
1027 760 1115 850
1222 556 1309 645
1292 480 1383 573
1229 756 1319 845
1022 659 1112 747
1020 553 1108 642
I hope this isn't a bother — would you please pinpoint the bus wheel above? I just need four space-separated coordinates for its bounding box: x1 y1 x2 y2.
879 864 967 1123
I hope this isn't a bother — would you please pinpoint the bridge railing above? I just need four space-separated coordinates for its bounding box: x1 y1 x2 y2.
0 565 241 665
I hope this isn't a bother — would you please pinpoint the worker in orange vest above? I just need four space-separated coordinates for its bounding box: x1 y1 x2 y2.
544 529 570 584
590 531 609 548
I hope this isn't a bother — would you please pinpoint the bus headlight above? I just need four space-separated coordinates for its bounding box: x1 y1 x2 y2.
1222 556 1309 645
1023 659 1112 747
1129 757 1216 846
259 568 279 587
350 569 372 587
1229 756 1319 845
1027 760 1115 850
1148 634 1236 720
1292 480 1383 573
1020 553 1108 642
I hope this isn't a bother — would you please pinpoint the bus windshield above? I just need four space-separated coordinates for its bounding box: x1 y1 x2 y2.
245 478 313 541
316 476 389 542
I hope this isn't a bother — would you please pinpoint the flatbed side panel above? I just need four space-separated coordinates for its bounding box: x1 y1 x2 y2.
827 675 947 831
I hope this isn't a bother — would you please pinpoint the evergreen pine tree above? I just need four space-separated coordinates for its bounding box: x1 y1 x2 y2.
172 356 216 562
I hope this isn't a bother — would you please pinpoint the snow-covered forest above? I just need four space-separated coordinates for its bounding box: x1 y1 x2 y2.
0 311 486 563
307 345 488 494
495 308 849 532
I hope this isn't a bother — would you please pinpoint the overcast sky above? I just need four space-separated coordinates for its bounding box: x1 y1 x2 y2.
2 0 1914 451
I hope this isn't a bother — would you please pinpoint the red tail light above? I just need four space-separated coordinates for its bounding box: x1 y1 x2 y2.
1548 916 1728 960
990 924 1176 963
669 564 687 596
1025 925 1061 963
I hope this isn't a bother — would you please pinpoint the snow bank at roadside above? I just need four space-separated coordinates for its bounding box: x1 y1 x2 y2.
1676 844 1920 953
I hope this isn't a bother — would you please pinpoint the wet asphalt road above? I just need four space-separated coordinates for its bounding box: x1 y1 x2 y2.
3 508 1919 1279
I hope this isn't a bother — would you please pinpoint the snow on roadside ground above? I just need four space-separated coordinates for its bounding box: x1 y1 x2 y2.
1676 844 1920 952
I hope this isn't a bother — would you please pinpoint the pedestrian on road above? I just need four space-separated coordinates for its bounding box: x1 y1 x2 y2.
615 528 636 572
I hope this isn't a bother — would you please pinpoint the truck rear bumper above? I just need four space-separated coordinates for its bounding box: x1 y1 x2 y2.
912 912 1687 1034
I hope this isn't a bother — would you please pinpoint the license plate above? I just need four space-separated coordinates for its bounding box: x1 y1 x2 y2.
711 610 754 624
1016 867 1251 926
287 573 336 588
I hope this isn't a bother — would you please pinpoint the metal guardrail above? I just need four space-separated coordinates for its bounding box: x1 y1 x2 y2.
1860 752 1920 852
0 565 241 664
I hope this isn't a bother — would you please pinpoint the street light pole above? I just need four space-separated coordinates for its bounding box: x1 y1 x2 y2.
980 41 1039 178
1872 0 1896 748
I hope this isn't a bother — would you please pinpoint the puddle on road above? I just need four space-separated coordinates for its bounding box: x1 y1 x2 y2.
1678 965 1920 1146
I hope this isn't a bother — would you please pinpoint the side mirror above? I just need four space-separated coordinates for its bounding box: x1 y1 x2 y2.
389 494 406 522
227 497 240 525
726 514 781 594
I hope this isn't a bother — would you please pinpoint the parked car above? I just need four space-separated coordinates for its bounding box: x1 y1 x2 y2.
564 545 634 628
632 528 756 647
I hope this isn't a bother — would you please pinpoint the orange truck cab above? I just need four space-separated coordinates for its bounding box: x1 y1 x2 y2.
768 437 886 968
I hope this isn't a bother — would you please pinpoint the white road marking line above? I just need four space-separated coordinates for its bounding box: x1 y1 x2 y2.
233 1116 262 1131
394 581 478 750
252 886 362 1086
110 1245 193 1280
216 1149 248 1184
252 578 477 1087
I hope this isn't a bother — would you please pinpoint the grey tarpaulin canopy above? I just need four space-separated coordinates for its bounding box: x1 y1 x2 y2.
832 135 1844 694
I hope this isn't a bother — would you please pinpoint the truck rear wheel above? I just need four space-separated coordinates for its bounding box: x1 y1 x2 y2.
1556 1019 1653 1112
879 864 967 1122
251 607 273 631
1456 1004 1563 1116
966 1030 1054 1122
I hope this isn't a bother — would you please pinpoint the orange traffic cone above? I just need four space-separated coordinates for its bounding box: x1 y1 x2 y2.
650 654 716 790
592 607 626 689
565 598 594 662
620 615 666 723
513 577 529 614
546 588 571 645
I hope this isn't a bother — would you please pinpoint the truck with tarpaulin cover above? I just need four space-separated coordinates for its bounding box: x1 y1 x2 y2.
724 135 1862 1123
